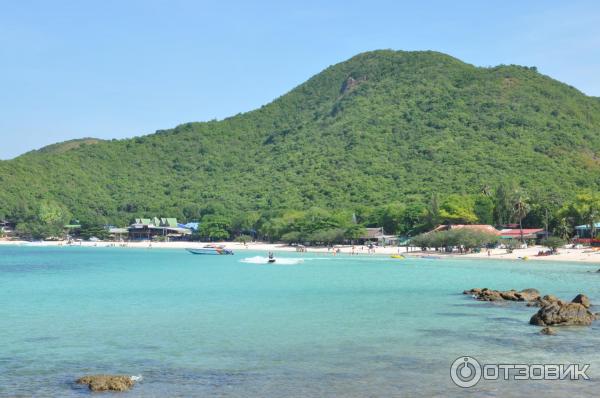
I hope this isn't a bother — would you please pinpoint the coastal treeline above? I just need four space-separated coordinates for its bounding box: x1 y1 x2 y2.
2 51 600 240
5 183 600 242
410 229 499 251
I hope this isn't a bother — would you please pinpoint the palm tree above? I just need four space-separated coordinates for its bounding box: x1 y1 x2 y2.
493 182 518 226
574 192 600 240
554 217 571 241
425 193 441 228
513 192 530 243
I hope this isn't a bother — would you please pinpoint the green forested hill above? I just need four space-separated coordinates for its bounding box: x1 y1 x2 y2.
1 50 600 229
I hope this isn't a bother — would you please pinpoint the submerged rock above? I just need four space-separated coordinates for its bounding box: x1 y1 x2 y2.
76 375 136 392
540 327 556 335
530 295 596 327
463 288 540 303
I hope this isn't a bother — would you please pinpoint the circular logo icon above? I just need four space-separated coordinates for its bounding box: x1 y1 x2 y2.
450 356 482 388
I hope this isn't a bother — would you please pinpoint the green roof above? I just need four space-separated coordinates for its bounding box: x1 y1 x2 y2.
165 218 178 227
134 217 177 226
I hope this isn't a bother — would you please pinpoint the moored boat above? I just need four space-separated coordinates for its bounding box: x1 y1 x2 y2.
187 245 234 255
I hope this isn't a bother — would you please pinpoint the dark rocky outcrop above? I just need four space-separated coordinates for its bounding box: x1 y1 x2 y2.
465 288 597 328
340 76 367 94
530 295 596 327
572 294 591 308
463 288 540 302
76 375 136 392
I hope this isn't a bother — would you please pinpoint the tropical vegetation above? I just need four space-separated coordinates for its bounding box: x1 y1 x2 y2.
1 50 600 241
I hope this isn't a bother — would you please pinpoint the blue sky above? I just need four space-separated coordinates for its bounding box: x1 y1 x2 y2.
1 0 599 159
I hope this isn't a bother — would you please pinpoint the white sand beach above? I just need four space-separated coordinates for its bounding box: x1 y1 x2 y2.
2 239 600 264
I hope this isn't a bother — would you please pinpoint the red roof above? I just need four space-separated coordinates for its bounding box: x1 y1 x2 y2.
432 224 499 235
499 228 544 236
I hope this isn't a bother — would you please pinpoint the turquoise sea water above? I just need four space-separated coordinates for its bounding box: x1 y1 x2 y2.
1 246 599 397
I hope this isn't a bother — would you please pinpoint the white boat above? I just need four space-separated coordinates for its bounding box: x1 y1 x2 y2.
186 245 234 255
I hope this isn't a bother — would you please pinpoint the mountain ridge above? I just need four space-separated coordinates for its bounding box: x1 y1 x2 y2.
1 49 600 225
22 138 105 157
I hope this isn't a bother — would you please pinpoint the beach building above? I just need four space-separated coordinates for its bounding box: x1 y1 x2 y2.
498 228 546 241
64 223 82 238
575 223 600 239
108 227 129 241
428 224 547 242
128 219 152 240
128 217 192 241
359 227 399 245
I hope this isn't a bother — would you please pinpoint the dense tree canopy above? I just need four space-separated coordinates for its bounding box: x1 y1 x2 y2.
1 50 600 240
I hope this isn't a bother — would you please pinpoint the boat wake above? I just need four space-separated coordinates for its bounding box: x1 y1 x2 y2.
240 256 303 265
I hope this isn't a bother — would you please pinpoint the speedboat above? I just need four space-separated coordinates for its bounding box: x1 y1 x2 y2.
187 245 234 255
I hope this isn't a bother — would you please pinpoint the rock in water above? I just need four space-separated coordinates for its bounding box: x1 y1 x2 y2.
540 327 556 335
571 294 591 308
530 298 597 326
463 288 540 303
527 294 562 307
76 375 136 392
518 288 542 302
